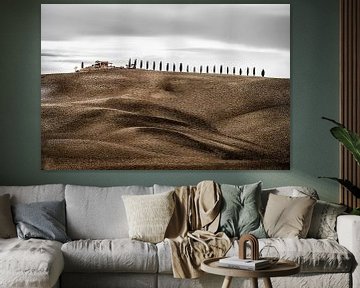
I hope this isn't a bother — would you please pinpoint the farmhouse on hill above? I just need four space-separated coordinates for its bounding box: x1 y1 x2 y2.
79 60 115 72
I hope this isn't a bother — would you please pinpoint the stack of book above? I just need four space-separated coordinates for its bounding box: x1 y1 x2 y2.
218 257 271 270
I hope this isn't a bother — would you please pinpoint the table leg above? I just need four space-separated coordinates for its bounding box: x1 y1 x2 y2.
221 276 233 288
251 278 258 288
263 277 273 288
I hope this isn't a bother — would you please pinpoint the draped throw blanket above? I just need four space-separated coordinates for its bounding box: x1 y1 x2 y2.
165 181 231 278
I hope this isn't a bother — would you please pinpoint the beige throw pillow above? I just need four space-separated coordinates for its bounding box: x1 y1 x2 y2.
122 191 175 243
263 193 316 238
0 194 17 238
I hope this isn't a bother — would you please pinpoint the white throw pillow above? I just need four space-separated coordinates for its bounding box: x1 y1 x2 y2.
122 191 175 243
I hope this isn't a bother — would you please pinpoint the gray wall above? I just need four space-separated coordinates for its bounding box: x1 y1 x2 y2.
0 0 340 202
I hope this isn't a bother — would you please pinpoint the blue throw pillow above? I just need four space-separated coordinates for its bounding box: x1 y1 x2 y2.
218 182 266 238
12 200 70 243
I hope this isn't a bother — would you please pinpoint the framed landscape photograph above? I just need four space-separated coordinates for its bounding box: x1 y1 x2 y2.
41 4 290 170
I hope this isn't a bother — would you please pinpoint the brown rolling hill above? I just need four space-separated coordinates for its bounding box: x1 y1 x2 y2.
41 69 290 170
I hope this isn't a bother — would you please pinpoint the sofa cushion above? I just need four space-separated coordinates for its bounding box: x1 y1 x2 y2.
0 184 65 204
234 238 353 273
263 194 316 238
260 238 354 273
0 194 16 238
65 185 153 239
12 200 70 243
158 237 353 274
61 273 157 288
61 239 158 273
122 191 175 243
0 238 64 288
156 240 173 274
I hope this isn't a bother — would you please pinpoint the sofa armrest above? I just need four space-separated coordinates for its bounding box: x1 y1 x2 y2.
337 215 360 288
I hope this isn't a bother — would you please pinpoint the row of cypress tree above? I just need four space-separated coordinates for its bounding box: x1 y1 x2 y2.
127 58 265 77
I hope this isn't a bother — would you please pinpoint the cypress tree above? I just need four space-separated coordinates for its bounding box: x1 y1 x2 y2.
233 67 235 75
253 67 256 76
200 65 203 73
247 67 249 76
166 63 169 72
128 58 131 68
179 63 183 72
173 63 176 72
220 65 223 74
213 65 216 73
153 61 156 70
193 66 196 73
187 65 189 72
159 61 162 71
140 60 143 69
206 66 209 73
226 67 229 74
134 59 137 69
81 62 84 69
146 61 149 70
239 68 242 75
261 69 265 77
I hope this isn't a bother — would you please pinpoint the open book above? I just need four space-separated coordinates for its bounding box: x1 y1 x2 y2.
218 257 271 270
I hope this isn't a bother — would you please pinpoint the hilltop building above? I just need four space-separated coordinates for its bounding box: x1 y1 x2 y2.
78 60 115 72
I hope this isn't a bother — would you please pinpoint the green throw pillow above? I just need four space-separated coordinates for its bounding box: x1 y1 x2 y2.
218 182 266 238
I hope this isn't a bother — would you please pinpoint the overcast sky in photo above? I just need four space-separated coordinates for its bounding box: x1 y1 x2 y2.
41 4 290 78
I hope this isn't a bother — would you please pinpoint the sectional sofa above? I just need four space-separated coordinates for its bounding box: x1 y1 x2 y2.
0 183 359 288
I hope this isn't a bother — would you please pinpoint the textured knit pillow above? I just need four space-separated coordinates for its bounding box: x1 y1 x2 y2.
218 182 266 238
263 193 316 238
12 200 70 243
307 200 347 240
122 191 175 243
0 194 16 238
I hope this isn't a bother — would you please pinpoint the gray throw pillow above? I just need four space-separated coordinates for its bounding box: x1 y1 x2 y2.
12 200 70 243
0 194 17 238
218 182 266 238
307 200 347 240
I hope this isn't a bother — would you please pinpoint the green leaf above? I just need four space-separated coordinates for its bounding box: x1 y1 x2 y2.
322 117 360 165
319 177 360 198
330 127 360 165
322 116 344 127
351 208 360 215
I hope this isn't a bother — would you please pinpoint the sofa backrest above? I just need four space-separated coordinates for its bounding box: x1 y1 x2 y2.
0 184 320 240
65 184 154 240
154 184 319 211
153 184 176 194
0 184 65 204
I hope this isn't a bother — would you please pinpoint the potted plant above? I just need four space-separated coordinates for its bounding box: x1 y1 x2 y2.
320 117 360 215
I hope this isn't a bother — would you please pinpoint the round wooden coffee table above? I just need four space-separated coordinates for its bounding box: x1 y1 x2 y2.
201 257 300 288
